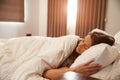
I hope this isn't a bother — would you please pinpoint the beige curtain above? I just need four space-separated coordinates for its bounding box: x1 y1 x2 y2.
76 0 107 37
0 0 24 22
47 0 68 37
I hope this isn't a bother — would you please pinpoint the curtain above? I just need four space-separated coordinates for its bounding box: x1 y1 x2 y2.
76 0 107 37
47 0 68 37
0 0 24 22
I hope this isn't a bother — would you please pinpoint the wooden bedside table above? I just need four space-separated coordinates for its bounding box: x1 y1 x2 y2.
53 71 100 80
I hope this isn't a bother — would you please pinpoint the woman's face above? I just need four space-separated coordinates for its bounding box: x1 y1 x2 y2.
76 35 92 55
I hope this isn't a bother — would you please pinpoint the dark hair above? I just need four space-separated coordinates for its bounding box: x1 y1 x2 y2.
89 32 115 46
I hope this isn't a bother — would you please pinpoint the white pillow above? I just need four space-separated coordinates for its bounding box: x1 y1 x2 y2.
114 32 120 52
108 32 120 80
114 32 120 45
70 43 119 68
109 55 120 80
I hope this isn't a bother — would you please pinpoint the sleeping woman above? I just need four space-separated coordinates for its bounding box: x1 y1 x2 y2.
43 31 115 80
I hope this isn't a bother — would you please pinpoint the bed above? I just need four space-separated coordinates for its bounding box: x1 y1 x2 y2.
0 30 120 80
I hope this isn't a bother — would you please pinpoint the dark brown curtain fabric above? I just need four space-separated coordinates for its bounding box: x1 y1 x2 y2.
47 0 68 37
0 0 24 22
76 0 107 37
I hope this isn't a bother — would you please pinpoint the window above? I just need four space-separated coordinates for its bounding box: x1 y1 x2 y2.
67 0 77 34
0 0 24 22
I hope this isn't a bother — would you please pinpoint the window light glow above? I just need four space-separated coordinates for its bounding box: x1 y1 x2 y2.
67 0 77 34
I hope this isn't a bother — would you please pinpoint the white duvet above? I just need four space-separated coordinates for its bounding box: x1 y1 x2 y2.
0 35 79 80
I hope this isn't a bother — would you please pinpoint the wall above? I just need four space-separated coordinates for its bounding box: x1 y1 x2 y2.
39 0 47 36
0 0 40 38
105 0 120 35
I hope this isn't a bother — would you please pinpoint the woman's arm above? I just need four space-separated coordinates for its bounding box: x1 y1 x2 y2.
43 67 71 80
43 59 101 80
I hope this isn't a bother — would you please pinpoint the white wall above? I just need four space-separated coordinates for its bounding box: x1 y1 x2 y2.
105 0 120 35
39 0 48 36
0 0 40 38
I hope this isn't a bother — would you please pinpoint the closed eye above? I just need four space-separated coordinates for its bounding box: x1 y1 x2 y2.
81 39 85 42
84 45 89 49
